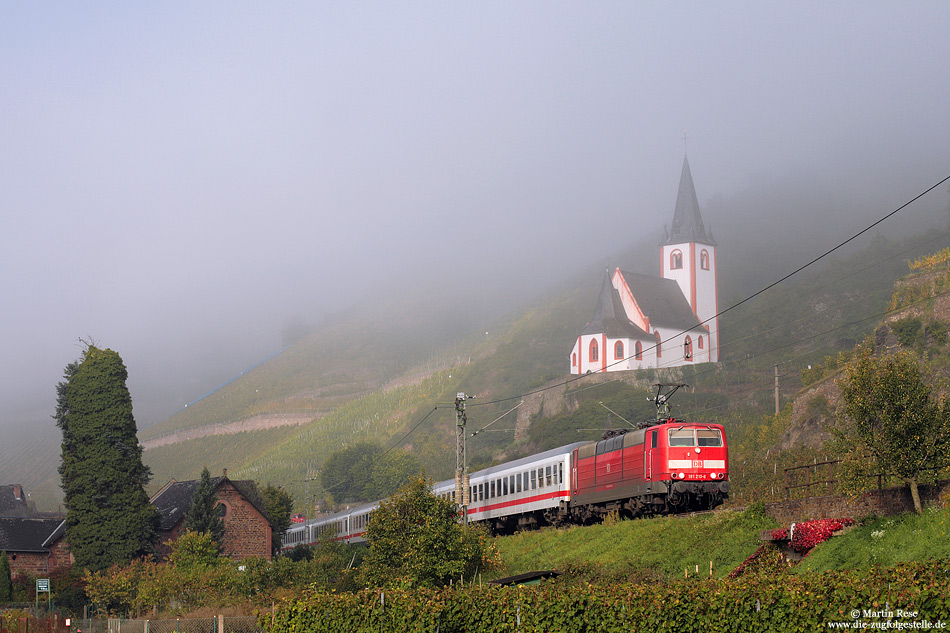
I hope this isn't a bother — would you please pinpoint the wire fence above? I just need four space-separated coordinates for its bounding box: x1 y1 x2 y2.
0 615 263 633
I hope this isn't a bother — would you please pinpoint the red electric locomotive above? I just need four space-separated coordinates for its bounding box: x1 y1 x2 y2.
568 383 729 522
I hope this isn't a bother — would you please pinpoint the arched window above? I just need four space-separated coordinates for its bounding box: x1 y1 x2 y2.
670 250 683 270
654 331 662 358
698 336 704 349
635 341 642 360
684 335 693 362
700 250 710 270
572 352 577 367
589 339 599 362
614 341 624 360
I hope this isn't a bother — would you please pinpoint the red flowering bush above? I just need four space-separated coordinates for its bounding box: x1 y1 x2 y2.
770 518 854 554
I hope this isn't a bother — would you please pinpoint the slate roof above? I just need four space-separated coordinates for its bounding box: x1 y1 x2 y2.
662 156 716 246
619 271 705 331
150 477 270 531
0 485 31 518
0 518 62 553
581 271 652 340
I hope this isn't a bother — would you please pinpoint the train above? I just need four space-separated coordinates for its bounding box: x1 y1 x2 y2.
282 384 729 552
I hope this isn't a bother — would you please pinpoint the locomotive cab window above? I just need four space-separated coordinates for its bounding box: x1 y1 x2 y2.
697 429 723 447
669 428 695 447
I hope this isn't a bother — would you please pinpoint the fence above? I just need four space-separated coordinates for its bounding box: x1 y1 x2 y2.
782 459 889 499
0 616 262 633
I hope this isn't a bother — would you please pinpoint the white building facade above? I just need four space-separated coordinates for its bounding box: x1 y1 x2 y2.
569 157 719 374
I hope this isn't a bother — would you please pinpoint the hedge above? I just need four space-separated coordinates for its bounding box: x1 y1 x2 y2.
262 560 950 632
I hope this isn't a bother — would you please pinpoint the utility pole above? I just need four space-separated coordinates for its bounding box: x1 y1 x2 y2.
772 363 785 415
455 393 474 524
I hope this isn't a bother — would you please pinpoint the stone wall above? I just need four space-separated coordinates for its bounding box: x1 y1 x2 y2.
765 480 950 525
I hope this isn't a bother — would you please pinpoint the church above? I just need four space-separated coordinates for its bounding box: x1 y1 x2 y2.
569 157 719 374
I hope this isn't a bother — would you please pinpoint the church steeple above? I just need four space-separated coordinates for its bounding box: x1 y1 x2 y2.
663 156 716 246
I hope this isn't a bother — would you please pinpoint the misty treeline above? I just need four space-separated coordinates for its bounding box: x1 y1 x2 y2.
318 442 422 505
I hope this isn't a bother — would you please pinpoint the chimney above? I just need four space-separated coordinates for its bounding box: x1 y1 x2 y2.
222 469 228 479
13 484 23 500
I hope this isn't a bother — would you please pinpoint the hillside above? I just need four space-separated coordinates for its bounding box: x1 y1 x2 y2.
16 224 950 511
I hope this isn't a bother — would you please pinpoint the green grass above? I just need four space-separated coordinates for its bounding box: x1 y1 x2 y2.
490 505 777 581
797 505 950 573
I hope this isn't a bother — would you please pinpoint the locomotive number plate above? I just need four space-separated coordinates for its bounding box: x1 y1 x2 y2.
685 474 705 480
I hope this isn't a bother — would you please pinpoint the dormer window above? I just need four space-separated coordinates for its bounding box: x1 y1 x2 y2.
670 250 683 270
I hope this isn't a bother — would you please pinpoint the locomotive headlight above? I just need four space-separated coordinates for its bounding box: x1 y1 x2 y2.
710 472 717 479
679 472 686 479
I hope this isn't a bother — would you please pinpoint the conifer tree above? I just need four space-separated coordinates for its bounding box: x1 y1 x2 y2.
56 345 158 572
183 467 225 551
0 550 12 602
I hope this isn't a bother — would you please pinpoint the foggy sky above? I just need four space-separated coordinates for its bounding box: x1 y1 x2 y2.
3 2 950 440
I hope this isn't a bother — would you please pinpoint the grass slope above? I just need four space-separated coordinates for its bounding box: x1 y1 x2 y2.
797 505 950 573
490 505 777 581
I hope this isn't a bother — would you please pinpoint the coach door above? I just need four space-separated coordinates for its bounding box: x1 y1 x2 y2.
571 449 579 495
645 430 658 480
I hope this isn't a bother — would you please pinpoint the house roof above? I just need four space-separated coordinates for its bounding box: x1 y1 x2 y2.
662 156 716 247
150 476 270 531
581 271 652 340
0 485 31 518
0 518 62 553
619 271 705 331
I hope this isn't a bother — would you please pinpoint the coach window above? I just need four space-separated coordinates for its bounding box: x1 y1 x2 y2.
490 480 495 498
559 463 564 485
502 477 508 496
669 428 696 447
509 475 515 494
697 429 723 447
516 473 522 493
531 469 537 490
546 465 552 486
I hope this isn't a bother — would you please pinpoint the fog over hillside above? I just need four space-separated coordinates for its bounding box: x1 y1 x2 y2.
3 4 950 486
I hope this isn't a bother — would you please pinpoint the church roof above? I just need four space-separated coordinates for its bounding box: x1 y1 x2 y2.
582 271 652 340
0 484 31 518
619 271 706 331
662 156 716 246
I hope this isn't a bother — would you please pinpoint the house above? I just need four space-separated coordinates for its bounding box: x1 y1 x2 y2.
150 470 273 561
0 484 33 518
0 518 72 579
569 156 720 374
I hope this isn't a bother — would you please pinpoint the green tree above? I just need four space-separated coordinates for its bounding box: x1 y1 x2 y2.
319 443 420 504
319 442 381 503
183 467 225 550
260 484 294 556
836 350 950 514
56 345 158 572
0 551 12 602
358 476 497 588
169 530 220 570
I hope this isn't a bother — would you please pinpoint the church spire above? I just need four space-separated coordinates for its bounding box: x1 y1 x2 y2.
662 156 716 246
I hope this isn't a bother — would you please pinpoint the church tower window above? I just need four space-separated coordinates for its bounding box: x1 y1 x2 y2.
700 250 710 270
589 339 599 362
698 336 704 349
572 352 577 367
670 250 683 270
654 331 662 358
614 341 624 360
